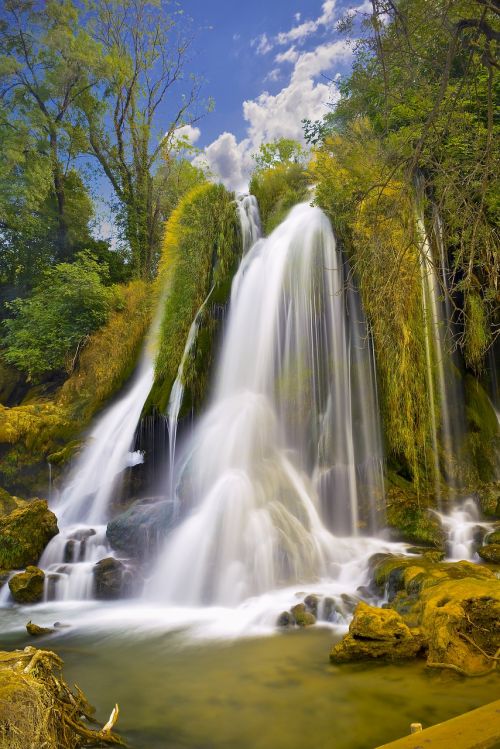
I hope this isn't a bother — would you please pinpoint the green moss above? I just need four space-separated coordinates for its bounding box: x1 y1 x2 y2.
8 566 44 603
463 375 499 483
0 499 58 569
151 183 241 414
249 163 310 235
385 473 444 547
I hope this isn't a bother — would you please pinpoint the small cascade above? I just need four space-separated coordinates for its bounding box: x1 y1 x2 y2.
437 498 494 561
237 194 261 254
148 202 386 606
39 312 161 601
417 211 466 502
167 284 214 499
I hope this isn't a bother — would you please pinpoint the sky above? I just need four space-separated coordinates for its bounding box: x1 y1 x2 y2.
97 0 370 242
168 0 370 191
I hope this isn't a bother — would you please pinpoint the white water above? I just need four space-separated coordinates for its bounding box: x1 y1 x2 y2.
437 498 494 561
237 194 261 254
167 285 215 500
148 202 386 606
37 311 161 601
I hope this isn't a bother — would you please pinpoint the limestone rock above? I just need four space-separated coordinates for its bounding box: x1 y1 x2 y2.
93 557 134 600
478 543 500 564
0 499 58 569
9 566 45 603
330 602 424 663
26 621 54 636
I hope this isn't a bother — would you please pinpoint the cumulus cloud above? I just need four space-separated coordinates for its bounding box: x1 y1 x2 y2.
197 39 352 191
251 32 273 55
275 46 299 65
174 124 201 145
264 68 282 83
254 1 337 54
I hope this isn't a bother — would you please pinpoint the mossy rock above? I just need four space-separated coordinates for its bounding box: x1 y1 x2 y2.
8 566 45 603
464 375 500 483
26 621 54 636
485 528 500 545
385 481 444 547
477 544 500 564
93 557 134 600
0 499 58 569
330 602 424 663
0 488 27 517
476 481 500 517
291 603 316 627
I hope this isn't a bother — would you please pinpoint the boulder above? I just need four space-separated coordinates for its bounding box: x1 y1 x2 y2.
0 487 27 517
9 566 45 603
93 557 134 600
330 601 424 663
106 497 175 559
0 499 58 569
291 603 316 627
277 610 294 627
477 544 500 564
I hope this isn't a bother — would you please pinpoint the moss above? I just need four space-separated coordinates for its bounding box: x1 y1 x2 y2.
463 375 499 483
385 474 444 547
0 499 58 569
0 358 24 406
8 566 45 603
291 603 316 627
477 544 500 564
249 163 310 235
151 182 241 414
0 487 26 516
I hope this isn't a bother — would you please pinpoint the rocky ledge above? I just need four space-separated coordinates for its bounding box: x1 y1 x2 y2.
330 553 500 677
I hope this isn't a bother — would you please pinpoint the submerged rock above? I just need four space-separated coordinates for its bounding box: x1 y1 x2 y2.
0 499 58 569
330 602 424 663
26 621 54 636
9 566 45 603
106 497 175 559
93 557 134 600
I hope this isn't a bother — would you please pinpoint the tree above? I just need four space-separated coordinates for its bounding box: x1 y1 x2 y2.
2 254 114 381
253 138 307 171
0 0 101 263
80 0 206 278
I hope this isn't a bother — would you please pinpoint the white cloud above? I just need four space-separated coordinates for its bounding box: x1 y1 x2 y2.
251 32 273 55
264 68 281 83
174 124 201 145
197 39 352 191
275 46 299 64
294 12 301 22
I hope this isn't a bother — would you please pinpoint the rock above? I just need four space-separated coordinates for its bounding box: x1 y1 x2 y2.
26 621 54 636
106 497 175 559
93 557 134 600
0 487 27 517
303 594 320 616
291 603 316 627
330 602 424 663
321 597 339 622
9 566 45 603
477 544 500 564
485 527 500 545
0 499 58 569
277 611 294 627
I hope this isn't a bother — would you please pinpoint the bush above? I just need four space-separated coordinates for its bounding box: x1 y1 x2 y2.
249 163 310 235
2 254 114 381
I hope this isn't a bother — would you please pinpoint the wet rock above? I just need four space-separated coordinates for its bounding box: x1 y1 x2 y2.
277 611 294 627
303 594 320 616
340 593 359 614
0 499 58 569
106 497 175 559
26 621 54 636
330 602 424 663
477 544 500 564
63 528 96 563
9 566 45 603
321 597 339 622
93 557 134 600
291 603 316 627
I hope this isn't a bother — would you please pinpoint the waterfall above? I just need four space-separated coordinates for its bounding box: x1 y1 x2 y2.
237 194 261 254
436 498 493 561
417 212 466 502
167 284 214 500
39 310 160 601
148 202 385 606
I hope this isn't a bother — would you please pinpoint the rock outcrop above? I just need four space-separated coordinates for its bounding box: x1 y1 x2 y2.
8 566 45 603
0 499 58 569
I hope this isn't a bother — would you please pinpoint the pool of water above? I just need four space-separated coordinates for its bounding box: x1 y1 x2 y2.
1 608 497 749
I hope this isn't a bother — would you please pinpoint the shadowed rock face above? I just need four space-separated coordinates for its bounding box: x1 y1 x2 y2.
0 500 58 569
93 557 135 600
106 497 176 559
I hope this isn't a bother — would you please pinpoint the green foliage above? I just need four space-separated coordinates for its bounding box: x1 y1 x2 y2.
152 182 241 413
2 255 114 382
249 163 310 235
253 138 307 170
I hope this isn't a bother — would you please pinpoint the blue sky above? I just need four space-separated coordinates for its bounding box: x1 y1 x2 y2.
170 0 369 190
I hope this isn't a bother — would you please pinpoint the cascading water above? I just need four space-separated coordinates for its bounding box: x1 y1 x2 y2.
39 318 160 601
436 497 494 561
237 194 261 254
148 202 386 606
